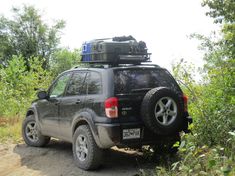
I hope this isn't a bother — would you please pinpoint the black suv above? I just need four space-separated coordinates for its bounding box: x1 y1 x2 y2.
22 63 192 170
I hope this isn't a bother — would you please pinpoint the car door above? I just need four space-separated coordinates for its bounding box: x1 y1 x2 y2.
37 72 72 137
58 71 88 140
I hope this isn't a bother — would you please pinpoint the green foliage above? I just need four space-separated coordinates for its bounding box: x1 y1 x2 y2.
173 0 235 147
163 134 235 176
0 6 81 142
0 5 65 69
158 1 235 175
202 0 235 23
0 55 52 117
152 133 235 176
173 59 234 147
50 48 81 77
202 0 235 80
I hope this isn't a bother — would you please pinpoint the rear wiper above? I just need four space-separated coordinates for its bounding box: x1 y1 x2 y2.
131 88 152 92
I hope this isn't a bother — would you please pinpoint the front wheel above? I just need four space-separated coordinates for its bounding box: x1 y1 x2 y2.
72 125 103 170
22 115 50 147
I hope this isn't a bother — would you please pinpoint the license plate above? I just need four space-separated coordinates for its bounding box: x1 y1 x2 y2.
122 128 140 139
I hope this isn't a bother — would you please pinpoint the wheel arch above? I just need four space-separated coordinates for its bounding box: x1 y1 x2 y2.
25 106 42 129
72 110 103 148
26 109 35 117
72 119 89 135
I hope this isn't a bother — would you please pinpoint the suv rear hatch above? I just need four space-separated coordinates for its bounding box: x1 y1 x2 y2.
113 66 182 123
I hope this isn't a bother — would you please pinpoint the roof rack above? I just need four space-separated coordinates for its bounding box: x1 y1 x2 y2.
73 62 161 70
80 53 151 66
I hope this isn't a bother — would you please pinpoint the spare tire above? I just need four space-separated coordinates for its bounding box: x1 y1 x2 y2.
141 87 184 135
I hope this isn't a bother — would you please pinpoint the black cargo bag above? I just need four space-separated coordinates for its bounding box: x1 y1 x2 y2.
81 36 150 64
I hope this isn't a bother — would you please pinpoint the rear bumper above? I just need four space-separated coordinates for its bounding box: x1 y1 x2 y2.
96 123 122 148
96 122 144 148
95 114 192 148
182 113 193 133
186 116 193 124
95 122 177 148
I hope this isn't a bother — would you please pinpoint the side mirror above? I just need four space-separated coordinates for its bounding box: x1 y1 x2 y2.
37 91 48 100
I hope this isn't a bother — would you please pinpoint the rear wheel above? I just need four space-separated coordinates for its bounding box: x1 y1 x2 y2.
152 134 181 155
73 125 103 170
22 115 50 147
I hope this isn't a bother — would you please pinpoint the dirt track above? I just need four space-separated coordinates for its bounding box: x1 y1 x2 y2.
0 140 156 176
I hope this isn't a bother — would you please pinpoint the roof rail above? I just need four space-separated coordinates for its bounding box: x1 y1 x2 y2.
73 62 162 70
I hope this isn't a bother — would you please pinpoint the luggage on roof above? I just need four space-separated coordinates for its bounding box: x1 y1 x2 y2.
81 35 150 64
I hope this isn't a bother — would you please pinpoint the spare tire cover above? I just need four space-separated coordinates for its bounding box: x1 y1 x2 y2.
141 87 184 135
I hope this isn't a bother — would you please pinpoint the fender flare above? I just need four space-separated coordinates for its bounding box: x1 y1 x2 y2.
25 105 43 131
71 109 103 148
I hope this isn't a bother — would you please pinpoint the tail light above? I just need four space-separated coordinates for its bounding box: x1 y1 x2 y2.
105 97 118 118
183 94 188 112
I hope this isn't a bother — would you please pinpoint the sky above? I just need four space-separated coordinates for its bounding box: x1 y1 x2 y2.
0 0 219 70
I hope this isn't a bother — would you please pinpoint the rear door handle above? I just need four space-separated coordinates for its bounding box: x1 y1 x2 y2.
54 101 60 105
75 99 81 104
87 99 94 103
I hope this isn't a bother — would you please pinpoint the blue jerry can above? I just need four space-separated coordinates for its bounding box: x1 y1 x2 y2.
81 42 92 61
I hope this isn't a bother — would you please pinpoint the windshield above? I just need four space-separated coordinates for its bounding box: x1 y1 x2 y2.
114 68 181 94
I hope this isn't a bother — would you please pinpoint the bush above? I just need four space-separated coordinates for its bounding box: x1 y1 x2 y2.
172 59 234 148
155 57 235 176
161 133 235 176
0 55 53 118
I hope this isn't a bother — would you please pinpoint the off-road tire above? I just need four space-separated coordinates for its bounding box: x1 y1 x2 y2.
141 87 184 135
72 125 103 170
22 115 50 147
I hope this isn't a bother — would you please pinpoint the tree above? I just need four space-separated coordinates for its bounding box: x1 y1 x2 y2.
202 0 235 65
172 0 235 147
202 0 235 23
0 5 65 69
50 48 81 77
201 0 235 103
0 55 53 117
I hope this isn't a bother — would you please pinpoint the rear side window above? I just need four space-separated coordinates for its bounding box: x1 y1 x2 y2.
114 68 181 94
86 72 102 95
65 72 87 96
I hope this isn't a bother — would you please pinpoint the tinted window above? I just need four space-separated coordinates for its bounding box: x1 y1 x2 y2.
114 68 181 94
86 72 102 94
49 73 71 98
65 72 87 96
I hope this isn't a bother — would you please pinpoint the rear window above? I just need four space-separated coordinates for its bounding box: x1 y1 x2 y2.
114 68 181 94
86 71 102 95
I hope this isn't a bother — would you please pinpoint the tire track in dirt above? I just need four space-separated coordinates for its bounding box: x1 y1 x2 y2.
0 140 156 176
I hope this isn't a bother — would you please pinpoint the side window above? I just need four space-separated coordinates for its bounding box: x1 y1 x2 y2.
65 72 87 96
49 73 71 98
86 72 102 94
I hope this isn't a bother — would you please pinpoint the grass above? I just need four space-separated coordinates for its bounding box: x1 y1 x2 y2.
0 117 23 143
139 133 235 176
1 116 234 176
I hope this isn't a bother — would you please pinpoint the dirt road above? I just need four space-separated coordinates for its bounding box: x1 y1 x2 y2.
0 140 156 176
